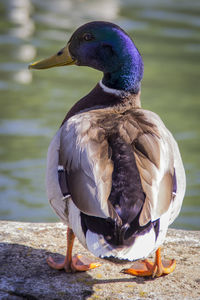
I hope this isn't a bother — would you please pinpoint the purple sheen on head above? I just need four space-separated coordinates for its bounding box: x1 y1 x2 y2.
69 21 144 93
99 27 143 93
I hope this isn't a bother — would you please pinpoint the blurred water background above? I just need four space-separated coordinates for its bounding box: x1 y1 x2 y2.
0 0 200 229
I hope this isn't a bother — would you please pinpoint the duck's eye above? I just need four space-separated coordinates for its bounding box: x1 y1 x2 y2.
83 33 94 41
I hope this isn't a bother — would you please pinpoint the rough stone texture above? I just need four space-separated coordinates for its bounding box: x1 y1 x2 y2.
0 221 200 300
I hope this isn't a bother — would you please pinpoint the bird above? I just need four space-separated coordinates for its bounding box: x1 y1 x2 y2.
29 21 186 277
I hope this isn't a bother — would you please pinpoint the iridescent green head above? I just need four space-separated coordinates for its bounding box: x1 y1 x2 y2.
29 21 144 94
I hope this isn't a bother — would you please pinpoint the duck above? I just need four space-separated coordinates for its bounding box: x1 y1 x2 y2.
29 21 186 277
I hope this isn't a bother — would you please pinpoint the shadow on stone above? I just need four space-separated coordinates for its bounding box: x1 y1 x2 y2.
0 243 94 299
0 242 148 300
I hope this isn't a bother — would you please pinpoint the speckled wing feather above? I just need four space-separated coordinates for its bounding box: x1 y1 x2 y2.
46 127 70 223
59 112 119 220
93 108 180 227
131 110 185 226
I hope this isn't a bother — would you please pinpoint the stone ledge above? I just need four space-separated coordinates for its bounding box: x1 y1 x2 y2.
0 221 200 300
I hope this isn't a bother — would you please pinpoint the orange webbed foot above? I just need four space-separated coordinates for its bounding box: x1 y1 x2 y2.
71 254 101 272
121 248 176 278
47 254 101 273
121 259 155 277
47 255 72 272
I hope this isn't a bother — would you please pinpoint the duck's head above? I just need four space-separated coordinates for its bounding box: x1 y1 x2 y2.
29 21 143 94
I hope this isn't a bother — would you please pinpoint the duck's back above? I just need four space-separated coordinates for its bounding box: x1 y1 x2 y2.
51 106 185 259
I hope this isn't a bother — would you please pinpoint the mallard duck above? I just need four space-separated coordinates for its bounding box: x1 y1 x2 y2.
29 21 186 277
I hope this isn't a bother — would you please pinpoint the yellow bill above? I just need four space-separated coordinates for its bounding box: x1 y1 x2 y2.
28 44 76 70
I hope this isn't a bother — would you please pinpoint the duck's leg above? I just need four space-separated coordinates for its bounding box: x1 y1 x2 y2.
47 227 75 272
47 227 101 272
121 247 176 277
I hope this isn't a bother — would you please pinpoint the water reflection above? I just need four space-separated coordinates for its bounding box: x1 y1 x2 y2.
33 0 118 28
5 0 34 84
8 0 34 38
0 0 200 229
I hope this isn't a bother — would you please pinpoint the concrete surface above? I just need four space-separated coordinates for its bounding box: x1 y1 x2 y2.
0 221 200 300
